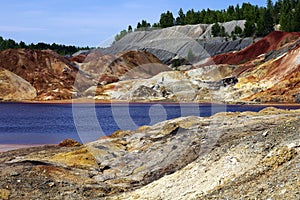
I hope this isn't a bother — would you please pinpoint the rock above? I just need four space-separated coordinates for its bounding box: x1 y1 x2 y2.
201 31 300 66
132 85 160 99
58 139 83 147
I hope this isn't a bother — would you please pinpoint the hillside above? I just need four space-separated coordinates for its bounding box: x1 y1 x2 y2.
102 20 254 64
0 68 36 101
0 48 170 101
0 21 299 104
0 49 92 101
94 31 300 103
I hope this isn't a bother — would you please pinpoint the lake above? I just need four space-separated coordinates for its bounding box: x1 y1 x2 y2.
0 102 299 145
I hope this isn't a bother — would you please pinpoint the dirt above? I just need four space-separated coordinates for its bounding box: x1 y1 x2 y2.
210 31 300 65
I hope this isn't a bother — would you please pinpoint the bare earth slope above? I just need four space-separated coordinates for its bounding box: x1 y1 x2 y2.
94 31 300 103
0 49 92 100
0 49 169 101
207 31 300 65
0 108 299 199
101 20 254 64
0 67 36 101
0 30 299 103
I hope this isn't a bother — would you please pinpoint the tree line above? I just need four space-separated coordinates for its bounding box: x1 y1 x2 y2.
115 0 300 41
0 36 90 56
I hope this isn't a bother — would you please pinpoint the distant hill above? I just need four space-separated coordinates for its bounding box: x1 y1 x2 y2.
0 36 90 56
102 20 255 64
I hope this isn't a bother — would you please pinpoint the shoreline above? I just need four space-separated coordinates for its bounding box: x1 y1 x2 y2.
0 98 300 107
0 100 299 153
0 144 56 153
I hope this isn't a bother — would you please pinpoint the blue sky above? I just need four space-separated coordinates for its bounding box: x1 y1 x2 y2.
0 0 266 47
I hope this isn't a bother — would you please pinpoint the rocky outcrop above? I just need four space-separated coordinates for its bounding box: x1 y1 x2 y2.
0 68 36 101
101 20 254 64
1 29 299 104
0 108 299 199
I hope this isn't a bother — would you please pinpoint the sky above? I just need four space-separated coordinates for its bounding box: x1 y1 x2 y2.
0 0 267 47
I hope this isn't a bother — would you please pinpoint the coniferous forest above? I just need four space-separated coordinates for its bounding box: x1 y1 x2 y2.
0 37 90 56
115 0 300 41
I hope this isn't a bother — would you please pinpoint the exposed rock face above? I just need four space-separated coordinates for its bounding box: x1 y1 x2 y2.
101 20 254 64
0 49 169 101
0 108 299 199
95 31 300 103
0 30 299 104
0 68 36 101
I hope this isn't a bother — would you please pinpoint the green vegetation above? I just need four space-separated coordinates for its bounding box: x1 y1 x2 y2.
211 23 226 37
115 0 300 42
160 11 175 28
231 25 243 38
0 36 90 55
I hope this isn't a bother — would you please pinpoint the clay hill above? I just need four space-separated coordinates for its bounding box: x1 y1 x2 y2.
0 49 169 101
94 31 300 103
101 20 256 64
0 108 299 199
0 49 89 101
0 21 299 104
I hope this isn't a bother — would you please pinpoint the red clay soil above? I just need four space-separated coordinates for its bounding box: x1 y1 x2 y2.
204 31 300 66
69 51 104 63
81 50 171 83
69 54 87 63
0 49 93 100
261 43 300 81
240 41 300 103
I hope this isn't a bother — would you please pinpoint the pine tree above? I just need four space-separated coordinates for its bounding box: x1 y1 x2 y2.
211 23 221 37
257 6 274 36
244 20 256 37
274 0 283 24
184 9 197 24
231 25 243 37
160 11 175 28
267 0 274 12
176 8 186 25
128 25 132 32
280 0 292 31
294 0 300 31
